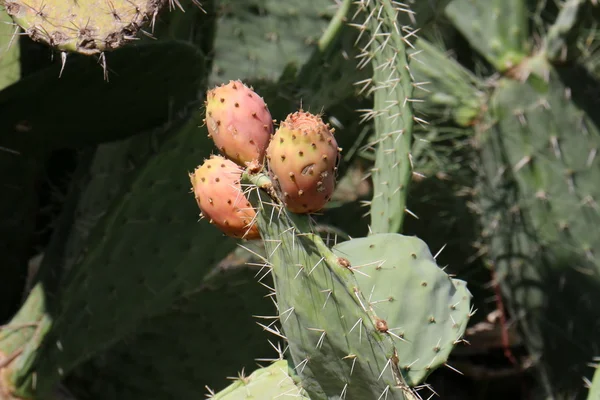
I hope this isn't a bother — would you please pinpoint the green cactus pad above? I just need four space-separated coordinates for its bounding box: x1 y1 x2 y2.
65 260 278 400
408 38 486 127
4 0 167 55
0 40 206 155
0 151 38 322
588 360 600 400
0 7 20 89
0 8 28 320
209 0 334 85
445 0 529 71
477 62 600 396
0 110 241 398
396 0 451 28
210 360 309 400
354 0 415 235
59 138 160 275
332 233 472 386
246 173 415 399
542 0 589 62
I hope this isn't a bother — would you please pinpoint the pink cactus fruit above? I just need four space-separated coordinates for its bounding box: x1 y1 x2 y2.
190 155 260 240
204 80 274 168
266 111 341 214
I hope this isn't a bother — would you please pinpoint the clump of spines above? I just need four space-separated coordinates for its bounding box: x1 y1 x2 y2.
204 80 274 168
190 155 260 240
266 111 341 214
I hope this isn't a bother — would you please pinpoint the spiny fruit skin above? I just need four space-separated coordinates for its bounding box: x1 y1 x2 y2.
266 111 340 214
204 80 274 168
190 155 260 240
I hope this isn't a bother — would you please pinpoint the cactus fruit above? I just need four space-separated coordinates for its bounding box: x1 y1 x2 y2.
4 0 168 55
204 80 274 168
190 155 260 240
266 111 340 214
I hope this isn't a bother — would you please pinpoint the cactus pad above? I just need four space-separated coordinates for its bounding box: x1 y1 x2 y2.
477 62 600 396
210 360 309 400
445 0 529 71
65 259 279 400
353 0 415 234
332 233 472 386
209 0 335 85
588 360 600 400
4 0 167 55
408 38 485 127
246 173 415 399
0 112 242 398
0 40 206 154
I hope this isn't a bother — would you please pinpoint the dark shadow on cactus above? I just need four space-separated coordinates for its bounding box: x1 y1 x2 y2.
64 264 279 400
18 35 56 77
402 130 494 325
556 63 600 128
494 232 600 398
480 126 600 399
0 41 207 155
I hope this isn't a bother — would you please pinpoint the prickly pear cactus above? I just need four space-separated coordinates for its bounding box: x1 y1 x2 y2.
445 0 529 72
4 0 168 55
407 37 486 127
0 110 242 398
65 256 279 400
209 0 336 84
332 234 472 386
245 173 415 399
477 64 600 397
209 360 309 400
352 0 416 234
442 0 600 395
0 40 206 154
588 360 600 400
0 8 20 88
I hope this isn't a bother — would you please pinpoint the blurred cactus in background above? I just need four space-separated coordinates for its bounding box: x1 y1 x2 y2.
0 0 599 399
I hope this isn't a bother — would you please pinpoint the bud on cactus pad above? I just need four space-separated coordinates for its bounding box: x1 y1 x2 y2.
4 0 167 55
204 80 274 168
266 111 340 214
190 155 260 240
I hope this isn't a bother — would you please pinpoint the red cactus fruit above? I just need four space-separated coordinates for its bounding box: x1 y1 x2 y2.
190 155 260 240
204 80 274 168
266 111 341 214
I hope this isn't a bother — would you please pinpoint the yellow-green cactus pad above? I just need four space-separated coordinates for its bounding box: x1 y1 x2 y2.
4 0 167 54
